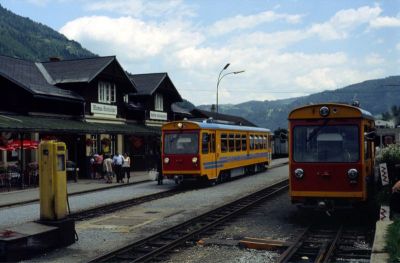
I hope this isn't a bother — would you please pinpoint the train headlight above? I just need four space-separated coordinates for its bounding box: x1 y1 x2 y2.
319 106 330 117
177 122 183 128
294 168 304 179
164 157 170 164
347 168 359 180
192 157 198 163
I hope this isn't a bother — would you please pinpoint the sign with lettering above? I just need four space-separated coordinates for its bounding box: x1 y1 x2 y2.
379 163 389 186
150 111 167 121
91 103 117 117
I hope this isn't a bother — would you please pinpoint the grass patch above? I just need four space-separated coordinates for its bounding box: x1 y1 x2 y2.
387 219 400 262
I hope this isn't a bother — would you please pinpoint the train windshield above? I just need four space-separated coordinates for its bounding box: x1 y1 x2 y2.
293 125 359 163
164 132 199 154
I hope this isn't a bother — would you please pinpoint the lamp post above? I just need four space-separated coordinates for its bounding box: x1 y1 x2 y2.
216 64 245 113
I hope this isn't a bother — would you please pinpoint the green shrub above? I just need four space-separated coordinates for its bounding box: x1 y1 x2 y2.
376 144 400 166
387 219 400 262
375 144 400 205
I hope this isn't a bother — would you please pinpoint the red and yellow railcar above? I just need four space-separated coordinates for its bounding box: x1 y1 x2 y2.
288 103 375 209
162 120 272 184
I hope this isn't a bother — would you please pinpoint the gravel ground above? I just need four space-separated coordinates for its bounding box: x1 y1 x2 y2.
164 192 303 263
27 165 289 262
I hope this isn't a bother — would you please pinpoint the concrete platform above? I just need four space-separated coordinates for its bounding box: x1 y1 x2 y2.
371 220 391 263
0 219 75 262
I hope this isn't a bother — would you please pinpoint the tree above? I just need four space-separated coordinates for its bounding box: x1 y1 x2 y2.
381 105 400 126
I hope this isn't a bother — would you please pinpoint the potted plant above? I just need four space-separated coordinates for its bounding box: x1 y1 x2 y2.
375 144 400 219
101 137 111 146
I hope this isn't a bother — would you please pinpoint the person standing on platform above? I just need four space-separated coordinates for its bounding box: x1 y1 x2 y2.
103 154 113 183
113 152 124 183
157 152 163 185
122 153 131 183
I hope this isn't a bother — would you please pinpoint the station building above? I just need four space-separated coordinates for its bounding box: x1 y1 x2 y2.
0 55 184 181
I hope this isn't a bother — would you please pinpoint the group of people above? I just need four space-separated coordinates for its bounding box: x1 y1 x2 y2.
90 152 131 184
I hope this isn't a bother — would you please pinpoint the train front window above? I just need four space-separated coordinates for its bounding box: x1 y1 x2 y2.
164 133 199 154
293 125 359 162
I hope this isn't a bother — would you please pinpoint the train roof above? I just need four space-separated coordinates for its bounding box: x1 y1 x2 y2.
163 120 271 133
288 103 374 121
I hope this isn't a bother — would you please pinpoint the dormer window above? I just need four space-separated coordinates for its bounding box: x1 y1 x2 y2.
155 93 163 111
98 81 116 104
123 94 129 103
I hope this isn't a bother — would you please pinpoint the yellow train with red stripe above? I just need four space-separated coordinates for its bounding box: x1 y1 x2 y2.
162 120 272 184
288 103 376 210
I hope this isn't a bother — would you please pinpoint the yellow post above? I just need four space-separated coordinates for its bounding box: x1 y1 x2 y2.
39 141 67 221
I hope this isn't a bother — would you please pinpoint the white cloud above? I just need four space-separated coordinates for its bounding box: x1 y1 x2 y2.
308 6 382 40
397 43 400 51
364 53 385 65
57 3 395 105
60 16 203 59
370 16 400 28
208 10 303 36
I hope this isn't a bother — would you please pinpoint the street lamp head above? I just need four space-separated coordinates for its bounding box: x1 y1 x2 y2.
233 70 245 74
223 63 230 70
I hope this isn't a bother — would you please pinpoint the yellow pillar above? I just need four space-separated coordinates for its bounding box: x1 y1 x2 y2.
39 141 67 221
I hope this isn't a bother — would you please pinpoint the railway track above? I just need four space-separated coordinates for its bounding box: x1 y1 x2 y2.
89 179 289 262
278 223 373 263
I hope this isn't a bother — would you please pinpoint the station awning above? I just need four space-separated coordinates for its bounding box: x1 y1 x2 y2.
0 114 160 135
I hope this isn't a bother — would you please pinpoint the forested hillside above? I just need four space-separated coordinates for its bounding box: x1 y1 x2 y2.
198 76 400 130
0 4 95 61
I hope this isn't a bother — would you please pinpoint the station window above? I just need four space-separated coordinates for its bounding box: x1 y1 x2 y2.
202 133 209 154
155 93 163 111
90 134 98 154
98 81 116 104
221 134 228 153
229 134 235 152
235 134 241 151
241 134 247 151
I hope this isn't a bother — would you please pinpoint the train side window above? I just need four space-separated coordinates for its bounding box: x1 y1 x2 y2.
202 133 209 154
221 134 228 152
241 134 247 151
235 134 241 151
229 134 235 152
210 133 216 153
250 135 254 150
255 135 259 149
263 135 267 149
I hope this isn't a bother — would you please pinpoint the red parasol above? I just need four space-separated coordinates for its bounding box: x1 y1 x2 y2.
0 140 39 151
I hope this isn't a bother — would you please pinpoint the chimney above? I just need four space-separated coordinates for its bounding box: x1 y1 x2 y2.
49 57 61 62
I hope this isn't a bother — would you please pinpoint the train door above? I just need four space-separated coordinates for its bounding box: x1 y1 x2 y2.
363 122 375 199
201 131 217 180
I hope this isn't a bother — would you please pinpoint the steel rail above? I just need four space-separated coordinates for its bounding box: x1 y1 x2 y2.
278 224 372 263
89 179 289 262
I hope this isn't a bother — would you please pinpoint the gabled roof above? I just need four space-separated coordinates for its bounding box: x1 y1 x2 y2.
0 55 83 101
129 73 182 101
40 56 118 84
190 109 257 127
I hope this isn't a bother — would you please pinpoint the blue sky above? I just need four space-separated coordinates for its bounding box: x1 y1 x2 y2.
1 0 399 106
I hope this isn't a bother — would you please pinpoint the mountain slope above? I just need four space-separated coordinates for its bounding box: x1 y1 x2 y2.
0 4 95 61
198 76 400 130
